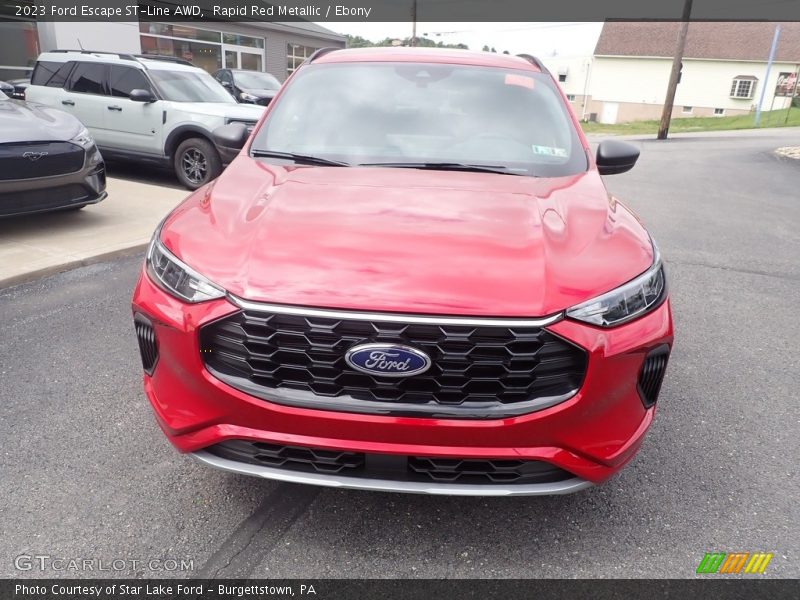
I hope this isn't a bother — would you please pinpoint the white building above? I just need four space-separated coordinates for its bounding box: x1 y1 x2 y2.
587 21 800 124
540 55 594 121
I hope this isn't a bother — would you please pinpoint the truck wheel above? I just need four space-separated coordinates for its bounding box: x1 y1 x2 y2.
174 137 222 190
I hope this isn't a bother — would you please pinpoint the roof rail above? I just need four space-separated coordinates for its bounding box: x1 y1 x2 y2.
305 47 340 64
49 49 139 60
47 49 195 68
516 54 550 74
134 54 195 67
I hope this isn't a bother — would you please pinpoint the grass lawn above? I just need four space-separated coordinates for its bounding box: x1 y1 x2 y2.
581 107 800 135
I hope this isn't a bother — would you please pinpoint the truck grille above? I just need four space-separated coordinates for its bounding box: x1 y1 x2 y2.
0 142 85 181
200 305 587 419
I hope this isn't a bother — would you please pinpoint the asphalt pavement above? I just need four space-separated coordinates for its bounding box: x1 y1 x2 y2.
1 128 798 579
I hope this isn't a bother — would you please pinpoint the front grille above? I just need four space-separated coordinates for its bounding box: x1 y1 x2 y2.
638 345 670 407
0 142 85 180
134 314 158 374
206 440 574 485
209 440 364 475
0 184 90 216
408 457 572 484
200 306 588 418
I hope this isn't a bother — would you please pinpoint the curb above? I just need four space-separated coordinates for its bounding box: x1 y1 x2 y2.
0 243 148 290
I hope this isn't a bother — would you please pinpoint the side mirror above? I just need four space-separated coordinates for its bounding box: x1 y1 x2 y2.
596 140 640 175
129 88 155 103
0 81 14 95
213 123 249 151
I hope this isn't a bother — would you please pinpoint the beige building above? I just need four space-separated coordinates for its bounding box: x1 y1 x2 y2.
585 22 800 124
540 55 594 121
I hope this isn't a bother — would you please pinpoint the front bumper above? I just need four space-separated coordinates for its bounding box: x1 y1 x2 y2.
132 268 673 495
0 145 106 218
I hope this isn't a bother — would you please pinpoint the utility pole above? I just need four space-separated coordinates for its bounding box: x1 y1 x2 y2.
657 0 693 140
411 0 417 47
755 25 781 127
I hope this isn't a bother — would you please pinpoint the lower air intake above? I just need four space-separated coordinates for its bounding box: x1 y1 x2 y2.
638 345 670 407
134 314 158 374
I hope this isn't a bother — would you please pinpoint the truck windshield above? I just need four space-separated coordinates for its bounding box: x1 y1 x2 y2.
251 62 587 177
149 70 235 103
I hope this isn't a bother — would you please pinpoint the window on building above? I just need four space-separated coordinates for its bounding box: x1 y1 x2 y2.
287 44 318 76
566 94 576 102
714 108 725 116
682 106 693 114
139 23 221 43
0 20 40 81
558 73 567 82
730 77 756 99
140 35 222 73
222 33 265 49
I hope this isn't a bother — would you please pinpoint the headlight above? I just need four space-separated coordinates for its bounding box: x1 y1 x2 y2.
239 92 258 102
146 230 225 303
71 126 94 149
566 242 666 328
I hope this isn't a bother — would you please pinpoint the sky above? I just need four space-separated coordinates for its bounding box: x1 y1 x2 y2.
316 22 605 56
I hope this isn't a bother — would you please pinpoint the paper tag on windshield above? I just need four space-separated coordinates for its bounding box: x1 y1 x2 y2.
504 74 535 89
532 145 568 157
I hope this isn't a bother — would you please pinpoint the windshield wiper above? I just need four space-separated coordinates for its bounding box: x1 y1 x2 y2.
358 162 521 176
251 150 350 167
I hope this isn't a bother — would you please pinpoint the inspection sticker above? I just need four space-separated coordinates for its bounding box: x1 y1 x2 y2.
531 145 568 157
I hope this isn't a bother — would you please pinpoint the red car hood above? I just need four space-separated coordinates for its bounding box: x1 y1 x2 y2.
161 157 653 317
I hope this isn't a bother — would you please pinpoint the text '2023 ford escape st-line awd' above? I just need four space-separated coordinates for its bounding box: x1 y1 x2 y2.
132 48 673 496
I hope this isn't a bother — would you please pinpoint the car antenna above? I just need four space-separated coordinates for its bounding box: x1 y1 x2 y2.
77 38 84 50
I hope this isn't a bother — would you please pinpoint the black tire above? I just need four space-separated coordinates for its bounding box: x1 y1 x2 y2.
174 137 222 190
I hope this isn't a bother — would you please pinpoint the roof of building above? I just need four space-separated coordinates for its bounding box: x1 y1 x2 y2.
594 22 800 63
247 21 345 42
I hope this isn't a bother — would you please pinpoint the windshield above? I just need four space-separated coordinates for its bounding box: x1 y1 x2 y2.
234 71 280 90
149 70 235 103
252 62 587 177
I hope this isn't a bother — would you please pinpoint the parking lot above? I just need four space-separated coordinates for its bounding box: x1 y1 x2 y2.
1 128 798 578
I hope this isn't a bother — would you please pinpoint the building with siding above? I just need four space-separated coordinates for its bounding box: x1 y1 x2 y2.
587 22 800 124
540 55 594 121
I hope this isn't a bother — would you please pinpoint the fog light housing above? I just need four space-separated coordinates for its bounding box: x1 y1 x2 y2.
134 313 158 374
638 345 670 408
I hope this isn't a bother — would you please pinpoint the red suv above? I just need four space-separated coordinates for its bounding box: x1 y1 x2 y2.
132 48 672 496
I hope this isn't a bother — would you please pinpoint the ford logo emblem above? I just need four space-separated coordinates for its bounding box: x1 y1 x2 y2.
345 343 431 378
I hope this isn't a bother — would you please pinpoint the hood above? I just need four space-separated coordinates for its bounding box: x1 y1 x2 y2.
0 99 82 144
162 159 654 317
172 102 265 120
